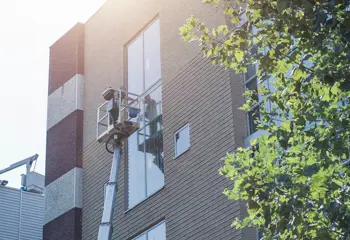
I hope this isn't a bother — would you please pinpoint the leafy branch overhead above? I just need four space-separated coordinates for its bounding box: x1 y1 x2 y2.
181 0 350 239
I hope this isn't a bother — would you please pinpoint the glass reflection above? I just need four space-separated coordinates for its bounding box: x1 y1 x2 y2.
127 18 163 208
128 84 164 207
134 222 166 240
147 222 166 240
144 19 161 90
175 126 190 157
128 36 144 95
128 131 146 208
144 86 164 195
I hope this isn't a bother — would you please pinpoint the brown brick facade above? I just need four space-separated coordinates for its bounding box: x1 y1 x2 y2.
82 54 245 239
48 23 85 95
43 208 82 240
45 0 256 239
45 23 84 240
45 110 83 186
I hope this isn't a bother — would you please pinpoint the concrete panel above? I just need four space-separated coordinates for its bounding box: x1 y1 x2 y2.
47 74 84 130
44 167 83 224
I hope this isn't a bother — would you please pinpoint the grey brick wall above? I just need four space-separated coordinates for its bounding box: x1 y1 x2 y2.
162 54 242 240
82 0 256 239
82 54 245 239
82 0 160 148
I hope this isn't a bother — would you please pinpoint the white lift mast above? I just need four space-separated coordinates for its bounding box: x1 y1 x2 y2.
98 135 122 240
96 87 141 240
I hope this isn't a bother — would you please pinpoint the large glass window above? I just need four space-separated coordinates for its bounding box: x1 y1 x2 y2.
127 18 161 94
127 18 163 208
134 222 166 240
244 64 274 139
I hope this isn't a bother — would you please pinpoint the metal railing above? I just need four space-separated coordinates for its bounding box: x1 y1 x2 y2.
97 89 141 142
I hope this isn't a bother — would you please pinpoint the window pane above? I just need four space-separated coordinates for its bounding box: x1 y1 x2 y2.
135 234 147 240
128 131 146 208
144 19 161 90
245 77 258 103
144 85 162 123
128 35 144 95
147 222 166 240
175 125 190 157
128 83 163 208
245 64 256 80
248 106 260 134
145 86 164 195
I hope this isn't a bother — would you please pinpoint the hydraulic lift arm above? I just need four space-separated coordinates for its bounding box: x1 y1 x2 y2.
97 87 140 240
0 154 39 176
98 135 122 240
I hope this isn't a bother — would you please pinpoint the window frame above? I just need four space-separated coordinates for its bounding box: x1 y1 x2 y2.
126 80 164 210
133 221 166 240
173 123 191 159
124 16 164 210
125 17 161 95
244 64 261 136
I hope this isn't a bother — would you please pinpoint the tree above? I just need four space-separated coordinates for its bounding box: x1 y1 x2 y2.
180 0 350 239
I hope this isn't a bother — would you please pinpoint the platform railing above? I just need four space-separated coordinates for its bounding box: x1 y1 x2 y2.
97 89 141 143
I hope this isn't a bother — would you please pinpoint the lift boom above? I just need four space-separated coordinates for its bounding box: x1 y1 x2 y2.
97 87 140 240
0 154 39 176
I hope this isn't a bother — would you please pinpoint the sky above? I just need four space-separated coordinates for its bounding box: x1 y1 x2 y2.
0 0 106 188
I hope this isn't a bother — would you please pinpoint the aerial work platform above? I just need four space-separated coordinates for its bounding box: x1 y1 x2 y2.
97 87 141 143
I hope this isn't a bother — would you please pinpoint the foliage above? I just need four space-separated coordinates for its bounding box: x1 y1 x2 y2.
180 0 350 239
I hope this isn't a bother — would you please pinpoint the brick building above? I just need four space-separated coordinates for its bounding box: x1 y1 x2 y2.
44 0 259 239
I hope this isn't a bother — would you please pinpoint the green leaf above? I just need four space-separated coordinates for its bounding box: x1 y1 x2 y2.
281 120 291 132
292 69 304 80
332 179 342 187
234 50 244 62
181 0 350 237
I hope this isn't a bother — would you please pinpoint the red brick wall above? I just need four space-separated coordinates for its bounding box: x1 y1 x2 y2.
43 208 82 240
48 23 85 95
45 23 85 240
45 110 83 186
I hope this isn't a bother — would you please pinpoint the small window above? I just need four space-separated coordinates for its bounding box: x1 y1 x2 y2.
134 221 166 240
174 124 190 158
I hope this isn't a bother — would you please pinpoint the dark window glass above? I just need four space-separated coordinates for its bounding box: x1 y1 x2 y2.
248 105 260 134
245 64 256 80
245 77 258 102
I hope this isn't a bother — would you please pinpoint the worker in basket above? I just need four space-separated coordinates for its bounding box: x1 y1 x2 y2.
120 86 139 120
108 86 139 125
